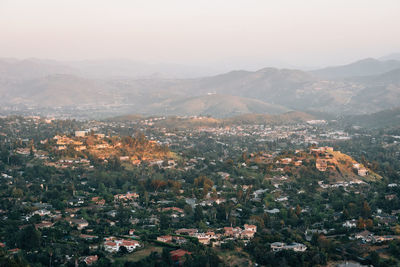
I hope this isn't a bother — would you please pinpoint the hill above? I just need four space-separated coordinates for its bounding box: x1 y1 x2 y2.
326 150 381 182
344 107 400 129
1 57 400 117
380 53 400 61
108 111 317 129
223 111 315 125
252 147 381 183
311 58 400 79
150 94 290 118
0 58 78 80
3 74 112 107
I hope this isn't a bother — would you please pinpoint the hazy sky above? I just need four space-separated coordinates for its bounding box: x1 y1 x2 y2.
1 0 400 69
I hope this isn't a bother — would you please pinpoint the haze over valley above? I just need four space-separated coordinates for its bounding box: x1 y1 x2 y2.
1 56 400 119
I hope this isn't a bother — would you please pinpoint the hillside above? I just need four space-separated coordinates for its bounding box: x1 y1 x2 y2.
345 107 400 129
325 150 382 182
51 134 173 165
108 111 317 130
252 147 381 183
223 111 316 125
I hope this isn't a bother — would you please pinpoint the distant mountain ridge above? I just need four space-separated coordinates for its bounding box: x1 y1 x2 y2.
311 58 400 79
1 57 400 118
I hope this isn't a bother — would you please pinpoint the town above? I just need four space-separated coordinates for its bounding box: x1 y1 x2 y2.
0 115 399 266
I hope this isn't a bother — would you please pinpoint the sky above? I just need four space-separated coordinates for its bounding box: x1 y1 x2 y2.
1 0 400 70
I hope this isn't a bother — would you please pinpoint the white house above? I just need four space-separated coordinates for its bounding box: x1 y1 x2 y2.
104 239 140 253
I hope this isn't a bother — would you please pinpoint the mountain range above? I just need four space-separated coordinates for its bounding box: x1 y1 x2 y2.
1 56 400 118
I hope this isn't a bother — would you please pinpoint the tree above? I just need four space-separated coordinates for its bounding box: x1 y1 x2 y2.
161 248 172 265
18 225 41 250
194 205 204 222
160 213 171 230
361 201 371 218
295 204 302 216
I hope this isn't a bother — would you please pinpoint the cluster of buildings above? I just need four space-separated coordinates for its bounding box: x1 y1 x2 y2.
354 230 397 244
169 224 258 246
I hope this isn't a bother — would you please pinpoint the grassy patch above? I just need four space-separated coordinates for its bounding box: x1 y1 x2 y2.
119 245 163 263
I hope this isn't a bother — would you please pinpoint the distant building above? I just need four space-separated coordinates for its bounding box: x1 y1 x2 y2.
69 218 89 230
316 159 328 171
271 242 307 252
355 230 374 243
75 131 86 137
157 235 173 243
104 239 140 253
358 168 368 177
83 255 98 265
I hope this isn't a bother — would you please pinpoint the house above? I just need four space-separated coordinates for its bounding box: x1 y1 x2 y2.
385 194 397 201
376 215 397 225
215 198 226 204
265 208 280 214
271 242 286 252
83 255 98 265
355 230 374 242
68 196 85 206
74 145 87 152
170 249 191 262
33 209 51 217
280 158 292 165
114 192 139 201
244 224 257 232
241 230 255 239
270 242 307 252
157 235 173 243
121 240 141 252
316 159 328 171
75 131 86 137
276 196 288 202
69 218 89 230
197 236 211 245
162 207 184 213
224 227 242 238
34 221 54 229
294 160 302 166
342 220 357 228
358 168 368 177
8 248 20 254
374 235 394 243
173 236 187 244
91 197 105 206
104 239 140 253
285 243 307 252
310 146 333 154
104 241 118 253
